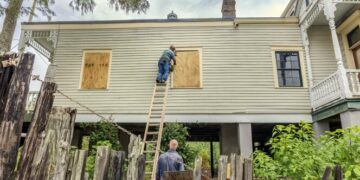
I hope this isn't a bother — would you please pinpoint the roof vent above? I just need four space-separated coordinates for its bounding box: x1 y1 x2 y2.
167 11 178 20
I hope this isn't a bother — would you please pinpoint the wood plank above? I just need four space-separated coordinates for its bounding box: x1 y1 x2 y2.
193 157 202 180
25 107 77 180
70 149 88 180
0 53 35 180
173 50 201 88
81 51 110 89
243 158 253 180
229 154 236 180
235 155 244 180
94 146 111 180
16 82 57 180
164 171 193 180
109 150 125 180
218 155 228 180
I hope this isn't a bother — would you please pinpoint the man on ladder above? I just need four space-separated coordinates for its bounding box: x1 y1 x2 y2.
156 45 177 83
156 139 184 180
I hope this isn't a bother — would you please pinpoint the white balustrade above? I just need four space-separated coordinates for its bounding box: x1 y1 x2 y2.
310 70 344 110
25 92 39 112
346 69 360 96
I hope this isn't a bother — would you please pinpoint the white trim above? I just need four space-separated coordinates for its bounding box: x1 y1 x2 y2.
79 49 112 90
271 46 308 88
74 113 313 123
171 47 203 89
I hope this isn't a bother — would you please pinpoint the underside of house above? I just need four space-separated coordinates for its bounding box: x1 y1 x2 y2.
21 0 360 159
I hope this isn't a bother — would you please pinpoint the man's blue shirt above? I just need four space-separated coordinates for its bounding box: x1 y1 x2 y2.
160 49 175 61
156 150 184 180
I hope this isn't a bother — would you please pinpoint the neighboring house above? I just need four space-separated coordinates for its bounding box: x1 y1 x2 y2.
20 0 360 157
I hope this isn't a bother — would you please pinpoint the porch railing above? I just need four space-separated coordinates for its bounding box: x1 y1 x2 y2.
310 70 344 110
310 69 360 110
346 69 360 96
25 91 39 112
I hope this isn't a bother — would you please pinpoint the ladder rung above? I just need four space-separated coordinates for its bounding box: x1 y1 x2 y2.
145 172 153 175
145 140 157 143
144 150 156 153
156 83 166 86
148 123 160 127
146 161 154 164
150 115 161 119
153 101 163 104
148 131 159 134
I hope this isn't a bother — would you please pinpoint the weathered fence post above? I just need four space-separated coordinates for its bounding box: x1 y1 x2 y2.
230 154 236 180
70 149 88 180
193 156 202 180
25 107 76 179
16 82 57 180
243 158 253 180
94 146 111 179
218 155 228 180
109 150 125 180
235 155 244 180
127 135 144 180
334 165 343 180
322 166 332 180
0 53 35 180
136 154 146 180
0 53 16 120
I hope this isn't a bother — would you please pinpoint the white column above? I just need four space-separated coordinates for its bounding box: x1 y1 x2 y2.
340 111 360 128
323 0 352 98
301 24 314 87
238 123 253 158
313 120 330 138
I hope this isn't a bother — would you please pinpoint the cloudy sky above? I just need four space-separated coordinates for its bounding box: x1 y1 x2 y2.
1 0 290 90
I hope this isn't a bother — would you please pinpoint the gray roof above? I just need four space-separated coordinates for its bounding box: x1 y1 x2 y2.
22 18 235 25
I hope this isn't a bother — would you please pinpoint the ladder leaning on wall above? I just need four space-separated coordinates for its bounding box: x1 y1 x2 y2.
142 75 171 180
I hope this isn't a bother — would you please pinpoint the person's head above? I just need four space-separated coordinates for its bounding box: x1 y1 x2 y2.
169 45 176 52
168 139 178 151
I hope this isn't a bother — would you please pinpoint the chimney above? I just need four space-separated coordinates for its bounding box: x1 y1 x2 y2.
222 0 236 19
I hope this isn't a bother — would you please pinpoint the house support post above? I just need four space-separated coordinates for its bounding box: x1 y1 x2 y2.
238 123 253 158
313 120 330 138
340 111 360 128
323 0 352 98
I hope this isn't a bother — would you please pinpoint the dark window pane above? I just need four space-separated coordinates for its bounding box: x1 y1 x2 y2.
275 51 303 87
347 26 360 47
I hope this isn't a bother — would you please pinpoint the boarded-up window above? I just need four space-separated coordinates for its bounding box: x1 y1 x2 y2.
173 50 201 88
81 51 111 89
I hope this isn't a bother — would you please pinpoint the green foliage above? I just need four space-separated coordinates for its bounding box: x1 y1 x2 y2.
253 150 278 180
253 122 360 180
80 122 121 179
161 123 197 167
80 121 121 151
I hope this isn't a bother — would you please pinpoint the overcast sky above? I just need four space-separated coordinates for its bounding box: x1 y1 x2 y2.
1 0 290 90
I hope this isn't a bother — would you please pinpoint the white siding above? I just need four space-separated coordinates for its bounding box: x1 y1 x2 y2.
308 25 338 83
51 22 311 115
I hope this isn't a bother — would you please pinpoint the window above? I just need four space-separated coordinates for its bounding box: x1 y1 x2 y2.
271 47 307 88
275 51 303 87
80 50 111 89
347 26 360 48
172 49 202 88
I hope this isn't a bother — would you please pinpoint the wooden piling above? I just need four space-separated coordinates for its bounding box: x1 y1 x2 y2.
0 53 35 180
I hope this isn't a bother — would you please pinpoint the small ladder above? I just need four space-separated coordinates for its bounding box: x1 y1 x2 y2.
142 76 171 180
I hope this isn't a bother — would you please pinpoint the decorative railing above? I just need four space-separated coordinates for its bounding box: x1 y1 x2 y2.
333 0 360 3
310 70 344 110
346 69 360 96
25 91 39 112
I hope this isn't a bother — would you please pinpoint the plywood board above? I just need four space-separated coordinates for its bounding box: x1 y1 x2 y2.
173 50 201 88
81 52 110 89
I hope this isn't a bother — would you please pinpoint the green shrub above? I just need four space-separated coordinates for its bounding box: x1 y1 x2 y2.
253 122 360 180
